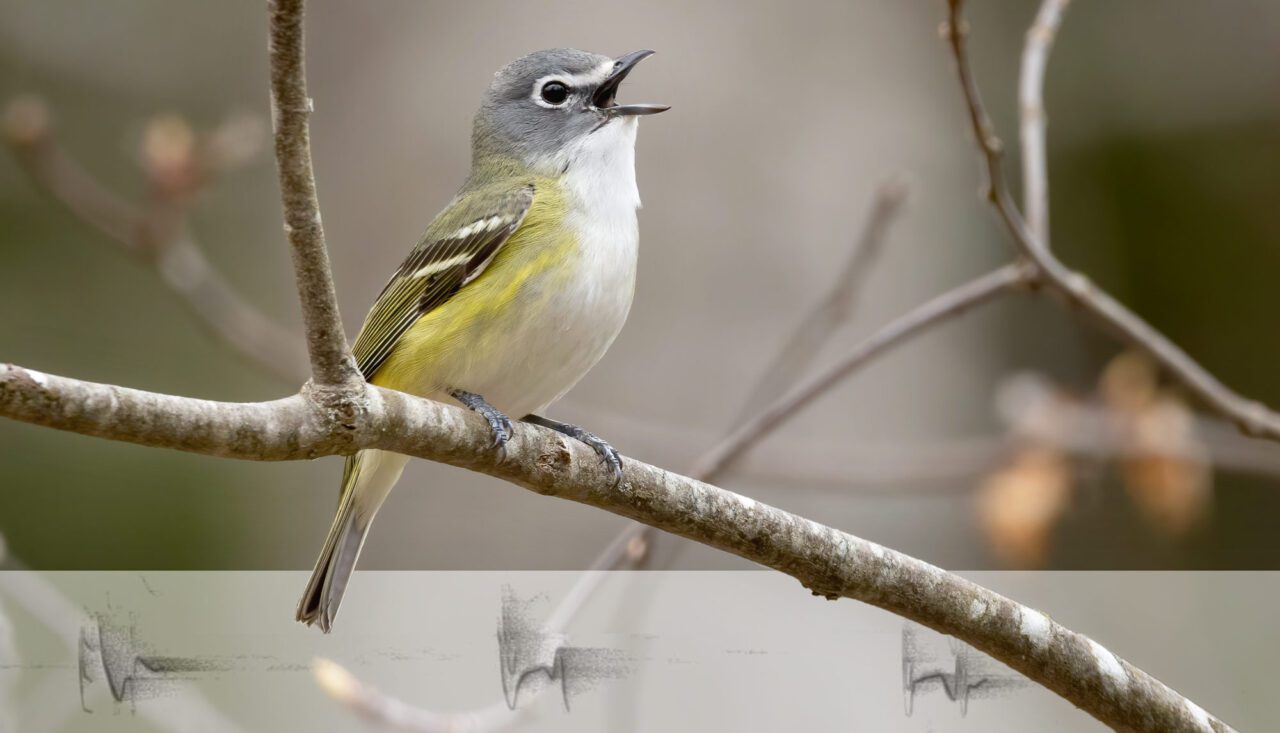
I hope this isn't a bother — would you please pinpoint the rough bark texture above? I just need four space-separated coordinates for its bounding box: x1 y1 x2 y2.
0 361 1235 732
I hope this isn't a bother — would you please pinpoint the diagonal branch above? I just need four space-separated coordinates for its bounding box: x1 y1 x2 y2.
267 0 360 389
945 0 1280 444
0 360 1234 732
691 262 1030 481
737 175 911 417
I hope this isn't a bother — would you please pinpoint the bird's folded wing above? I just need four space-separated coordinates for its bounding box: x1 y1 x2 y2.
351 182 536 379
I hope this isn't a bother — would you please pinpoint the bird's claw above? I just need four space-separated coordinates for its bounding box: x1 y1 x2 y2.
582 432 623 481
520 414 625 482
451 390 513 451
484 411 513 450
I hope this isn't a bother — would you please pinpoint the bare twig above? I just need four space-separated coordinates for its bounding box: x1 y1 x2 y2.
569 388 1280 489
2 97 307 383
738 175 911 416
313 658 515 732
945 0 1280 444
691 262 1030 481
1018 0 1071 246
267 0 360 389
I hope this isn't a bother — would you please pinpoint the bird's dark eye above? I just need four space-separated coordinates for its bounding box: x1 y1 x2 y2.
540 81 570 105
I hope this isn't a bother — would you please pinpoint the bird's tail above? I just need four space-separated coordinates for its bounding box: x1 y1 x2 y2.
296 449 408 632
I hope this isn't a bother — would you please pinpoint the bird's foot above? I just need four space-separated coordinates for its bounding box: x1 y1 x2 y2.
523 414 622 483
451 390 513 450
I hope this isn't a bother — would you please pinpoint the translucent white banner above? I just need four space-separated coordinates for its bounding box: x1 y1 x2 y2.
0 571 1267 731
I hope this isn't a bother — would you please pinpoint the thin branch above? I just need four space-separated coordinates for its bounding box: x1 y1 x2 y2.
564 390 1280 489
4 97 143 246
1018 0 1071 246
737 175 911 417
2 96 308 383
691 262 1030 481
267 0 360 388
0 360 1233 732
313 658 515 733
945 0 1280 443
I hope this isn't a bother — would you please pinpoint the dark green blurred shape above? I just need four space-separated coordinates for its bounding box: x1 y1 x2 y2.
1042 119 1280 568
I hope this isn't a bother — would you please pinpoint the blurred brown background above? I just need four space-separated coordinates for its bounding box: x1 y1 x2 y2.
2 1 1279 570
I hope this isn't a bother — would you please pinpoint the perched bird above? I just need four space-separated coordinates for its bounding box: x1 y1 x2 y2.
297 49 668 632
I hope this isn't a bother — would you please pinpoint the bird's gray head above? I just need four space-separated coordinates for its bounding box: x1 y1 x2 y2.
472 48 668 174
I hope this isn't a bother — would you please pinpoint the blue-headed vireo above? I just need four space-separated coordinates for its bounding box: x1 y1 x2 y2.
297 49 668 632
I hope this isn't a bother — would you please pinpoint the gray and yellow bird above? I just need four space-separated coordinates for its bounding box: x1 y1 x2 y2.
297 49 667 632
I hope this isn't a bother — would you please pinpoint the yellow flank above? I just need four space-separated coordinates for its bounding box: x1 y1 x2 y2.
371 178 576 395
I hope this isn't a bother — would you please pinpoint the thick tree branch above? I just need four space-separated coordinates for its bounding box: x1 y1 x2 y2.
945 0 1280 444
0 359 1232 732
0 364 333 459
267 0 359 388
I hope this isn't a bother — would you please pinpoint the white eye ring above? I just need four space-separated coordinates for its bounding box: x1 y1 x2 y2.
532 76 574 109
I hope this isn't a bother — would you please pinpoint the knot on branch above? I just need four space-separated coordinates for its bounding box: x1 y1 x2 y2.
302 378 369 454
1012 258 1043 289
534 438 573 476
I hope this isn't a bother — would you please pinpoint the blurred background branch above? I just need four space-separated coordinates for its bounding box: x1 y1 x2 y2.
1018 0 1071 246
946 0 1280 443
2 96 307 383
735 174 911 418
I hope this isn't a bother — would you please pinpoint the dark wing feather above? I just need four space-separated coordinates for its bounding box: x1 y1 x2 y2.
351 183 534 379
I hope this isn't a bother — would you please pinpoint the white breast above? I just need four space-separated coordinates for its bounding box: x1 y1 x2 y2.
467 118 642 417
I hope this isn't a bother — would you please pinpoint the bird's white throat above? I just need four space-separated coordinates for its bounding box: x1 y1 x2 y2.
560 117 640 294
561 116 641 214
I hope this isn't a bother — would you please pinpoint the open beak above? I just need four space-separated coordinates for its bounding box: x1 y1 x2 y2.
593 49 670 117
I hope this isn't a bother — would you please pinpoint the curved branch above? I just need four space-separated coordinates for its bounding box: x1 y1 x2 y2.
946 0 1280 443
0 360 1232 732
1018 0 1071 246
